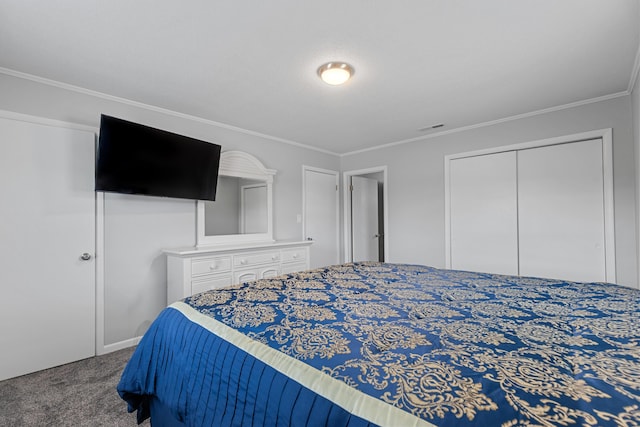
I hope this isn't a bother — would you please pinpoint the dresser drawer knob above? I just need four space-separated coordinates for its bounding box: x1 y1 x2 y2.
272 254 278 261
209 264 217 270
292 253 299 259
240 259 247 265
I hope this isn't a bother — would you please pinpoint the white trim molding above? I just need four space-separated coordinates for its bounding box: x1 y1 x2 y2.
0 67 340 156
102 336 143 354
341 92 628 157
627 33 640 93
1 67 632 159
343 166 389 263
0 108 97 133
95 192 106 355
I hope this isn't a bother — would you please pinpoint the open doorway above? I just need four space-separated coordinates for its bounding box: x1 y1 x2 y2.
343 166 388 263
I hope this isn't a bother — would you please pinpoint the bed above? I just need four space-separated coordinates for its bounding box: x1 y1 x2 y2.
118 262 640 426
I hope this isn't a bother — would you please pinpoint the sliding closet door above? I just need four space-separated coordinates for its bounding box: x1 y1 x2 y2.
517 139 606 282
449 152 519 275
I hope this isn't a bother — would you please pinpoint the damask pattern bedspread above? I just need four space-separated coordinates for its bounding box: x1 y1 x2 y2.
118 262 640 426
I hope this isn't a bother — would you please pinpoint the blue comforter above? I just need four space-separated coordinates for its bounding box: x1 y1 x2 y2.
118 263 640 426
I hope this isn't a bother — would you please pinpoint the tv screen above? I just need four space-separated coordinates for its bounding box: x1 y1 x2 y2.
95 115 221 201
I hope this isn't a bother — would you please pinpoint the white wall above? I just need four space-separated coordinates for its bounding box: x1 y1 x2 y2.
633 69 640 289
2 69 639 351
341 96 638 288
0 72 340 348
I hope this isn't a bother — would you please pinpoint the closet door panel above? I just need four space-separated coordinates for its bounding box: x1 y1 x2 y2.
449 152 518 275
517 139 606 282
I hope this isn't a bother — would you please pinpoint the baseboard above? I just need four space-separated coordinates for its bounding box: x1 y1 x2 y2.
99 336 142 355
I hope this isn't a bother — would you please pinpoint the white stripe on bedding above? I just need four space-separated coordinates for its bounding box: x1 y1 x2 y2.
170 301 436 427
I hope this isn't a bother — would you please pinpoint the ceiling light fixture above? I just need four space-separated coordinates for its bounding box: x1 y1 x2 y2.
317 62 354 85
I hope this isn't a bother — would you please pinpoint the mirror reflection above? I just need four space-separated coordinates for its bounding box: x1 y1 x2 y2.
204 176 268 236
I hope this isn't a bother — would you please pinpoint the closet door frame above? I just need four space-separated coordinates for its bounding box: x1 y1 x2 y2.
444 128 615 283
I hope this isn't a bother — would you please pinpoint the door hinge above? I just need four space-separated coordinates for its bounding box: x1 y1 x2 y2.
349 184 353 192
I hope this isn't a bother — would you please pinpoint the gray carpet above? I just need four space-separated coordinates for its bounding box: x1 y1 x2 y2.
0 347 149 426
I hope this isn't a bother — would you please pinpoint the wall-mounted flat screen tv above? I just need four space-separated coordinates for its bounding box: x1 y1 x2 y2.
95 115 222 201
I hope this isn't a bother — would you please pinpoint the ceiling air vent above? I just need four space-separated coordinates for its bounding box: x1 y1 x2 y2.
418 123 444 132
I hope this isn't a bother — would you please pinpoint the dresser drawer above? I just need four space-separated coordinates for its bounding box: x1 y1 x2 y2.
192 256 232 276
166 241 311 304
234 250 280 268
281 261 308 275
234 266 281 284
191 274 233 294
281 248 307 264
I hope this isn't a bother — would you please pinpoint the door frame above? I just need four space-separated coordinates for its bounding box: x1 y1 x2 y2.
302 166 341 265
444 128 615 282
343 166 389 263
0 110 100 378
0 110 104 354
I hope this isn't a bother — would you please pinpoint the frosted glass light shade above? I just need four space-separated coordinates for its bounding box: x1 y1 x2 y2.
317 62 354 85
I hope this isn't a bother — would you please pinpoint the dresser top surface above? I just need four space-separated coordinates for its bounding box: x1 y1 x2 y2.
164 240 312 257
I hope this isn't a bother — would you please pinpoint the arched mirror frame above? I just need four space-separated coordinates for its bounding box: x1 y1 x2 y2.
196 151 276 247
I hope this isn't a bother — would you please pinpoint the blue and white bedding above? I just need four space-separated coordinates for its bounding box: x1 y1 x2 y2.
118 262 640 426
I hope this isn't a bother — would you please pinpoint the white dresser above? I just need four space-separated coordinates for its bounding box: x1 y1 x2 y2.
165 241 312 304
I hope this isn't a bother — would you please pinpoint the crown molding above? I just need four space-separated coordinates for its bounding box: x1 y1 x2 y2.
0 108 98 133
0 67 339 157
340 91 629 157
628 36 640 94
0 66 633 158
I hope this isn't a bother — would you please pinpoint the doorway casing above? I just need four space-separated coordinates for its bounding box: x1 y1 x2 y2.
343 166 389 263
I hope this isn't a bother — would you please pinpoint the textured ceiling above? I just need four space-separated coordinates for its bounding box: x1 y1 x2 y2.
1 0 638 154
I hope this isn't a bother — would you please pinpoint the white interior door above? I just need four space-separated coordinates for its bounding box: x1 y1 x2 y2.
449 152 519 275
518 139 606 282
0 116 96 381
241 184 267 233
303 167 339 268
351 176 379 262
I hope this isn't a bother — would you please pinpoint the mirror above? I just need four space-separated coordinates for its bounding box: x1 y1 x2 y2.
197 151 276 246
203 176 268 235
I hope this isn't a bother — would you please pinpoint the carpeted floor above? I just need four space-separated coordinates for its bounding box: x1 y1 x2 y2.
0 347 148 426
